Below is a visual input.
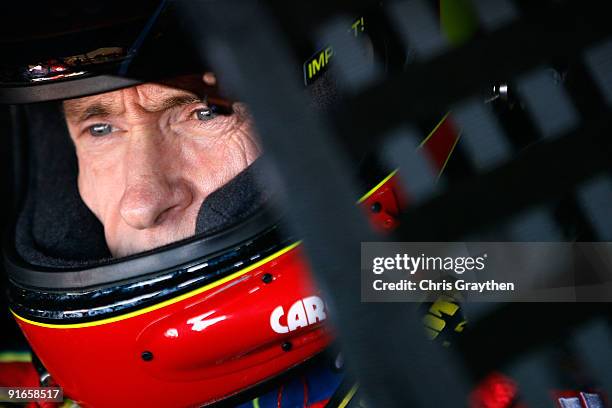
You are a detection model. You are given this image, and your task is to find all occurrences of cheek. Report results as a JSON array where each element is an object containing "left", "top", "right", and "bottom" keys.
[
  {"left": 76, "top": 149, "right": 125, "bottom": 222},
  {"left": 180, "top": 120, "right": 262, "bottom": 197},
  {"left": 236, "top": 121, "right": 263, "bottom": 162}
]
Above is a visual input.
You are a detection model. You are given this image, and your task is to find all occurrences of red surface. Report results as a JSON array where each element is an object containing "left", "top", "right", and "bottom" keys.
[
  {"left": 361, "top": 175, "right": 406, "bottom": 232},
  {"left": 469, "top": 372, "right": 519, "bottom": 408},
  {"left": 16, "top": 247, "right": 332, "bottom": 408},
  {"left": 422, "top": 115, "right": 461, "bottom": 172},
  {"left": 0, "top": 361, "right": 38, "bottom": 387}
]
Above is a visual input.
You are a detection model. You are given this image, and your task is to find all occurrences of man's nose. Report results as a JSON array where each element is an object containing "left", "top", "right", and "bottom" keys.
[{"left": 119, "top": 132, "right": 193, "bottom": 230}]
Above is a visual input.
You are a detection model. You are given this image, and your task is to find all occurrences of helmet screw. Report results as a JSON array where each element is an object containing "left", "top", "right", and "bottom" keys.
[
  {"left": 281, "top": 341, "right": 292, "bottom": 352},
  {"left": 141, "top": 351, "right": 154, "bottom": 361},
  {"left": 370, "top": 202, "right": 382, "bottom": 213},
  {"left": 262, "top": 273, "right": 273, "bottom": 284}
]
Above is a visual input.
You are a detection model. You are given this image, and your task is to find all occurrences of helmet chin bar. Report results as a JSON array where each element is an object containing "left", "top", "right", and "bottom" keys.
[
  {"left": 13, "top": 239, "right": 331, "bottom": 407},
  {"left": 7, "top": 203, "right": 279, "bottom": 290}
]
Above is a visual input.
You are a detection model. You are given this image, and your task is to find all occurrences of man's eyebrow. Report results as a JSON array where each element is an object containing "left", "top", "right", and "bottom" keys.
[
  {"left": 144, "top": 94, "right": 203, "bottom": 113},
  {"left": 64, "top": 100, "right": 120, "bottom": 123},
  {"left": 64, "top": 93, "right": 204, "bottom": 123}
]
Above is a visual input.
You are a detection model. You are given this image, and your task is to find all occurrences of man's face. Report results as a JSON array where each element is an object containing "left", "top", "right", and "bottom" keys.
[{"left": 63, "top": 76, "right": 261, "bottom": 257}]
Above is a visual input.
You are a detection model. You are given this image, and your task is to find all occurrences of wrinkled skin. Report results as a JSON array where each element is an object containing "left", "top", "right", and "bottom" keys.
[{"left": 63, "top": 76, "right": 261, "bottom": 257}]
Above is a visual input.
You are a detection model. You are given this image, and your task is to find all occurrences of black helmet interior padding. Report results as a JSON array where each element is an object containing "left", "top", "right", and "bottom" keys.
[
  {"left": 14, "top": 102, "right": 271, "bottom": 269},
  {"left": 16, "top": 102, "right": 111, "bottom": 267},
  {"left": 196, "top": 160, "right": 271, "bottom": 236}
]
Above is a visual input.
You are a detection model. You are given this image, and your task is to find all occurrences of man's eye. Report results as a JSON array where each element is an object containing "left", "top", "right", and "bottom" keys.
[
  {"left": 88, "top": 123, "right": 114, "bottom": 137},
  {"left": 193, "top": 107, "right": 217, "bottom": 121}
]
